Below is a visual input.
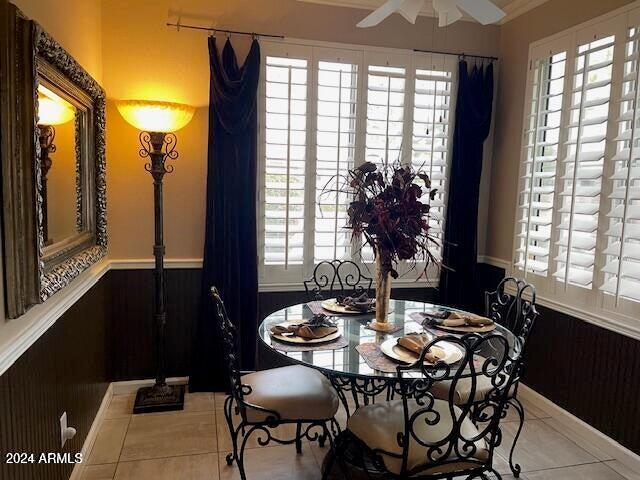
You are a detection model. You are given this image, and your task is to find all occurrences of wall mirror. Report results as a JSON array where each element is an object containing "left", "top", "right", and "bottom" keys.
[{"left": 0, "top": 1, "right": 107, "bottom": 318}]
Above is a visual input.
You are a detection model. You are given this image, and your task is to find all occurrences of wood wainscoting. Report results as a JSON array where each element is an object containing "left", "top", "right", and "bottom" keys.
[{"left": 0, "top": 278, "right": 110, "bottom": 480}]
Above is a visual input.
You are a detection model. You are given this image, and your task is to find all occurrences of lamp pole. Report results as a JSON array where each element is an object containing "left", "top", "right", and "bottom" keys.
[{"left": 132, "top": 130, "right": 185, "bottom": 414}]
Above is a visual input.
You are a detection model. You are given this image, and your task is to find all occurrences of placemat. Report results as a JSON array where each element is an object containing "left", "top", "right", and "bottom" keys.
[
  {"left": 409, "top": 312, "right": 494, "bottom": 335},
  {"left": 357, "top": 342, "right": 490, "bottom": 375},
  {"left": 355, "top": 342, "right": 402, "bottom": 373},
  {"left": 270, "top": 335, "right": 349, "bottom": 353}
]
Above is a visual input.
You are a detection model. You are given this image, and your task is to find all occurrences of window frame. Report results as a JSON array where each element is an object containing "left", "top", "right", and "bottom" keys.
[
  {"left": 257, "top": 38, "right": 459, "bottom": 290},
  {"left": 512, "top": 4, "right": 640, "bottom": 338}
]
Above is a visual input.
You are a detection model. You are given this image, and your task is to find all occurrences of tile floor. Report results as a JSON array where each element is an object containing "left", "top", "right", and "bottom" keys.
[{"left": 78, "top": 391, "right": 640, "bottom": 480}]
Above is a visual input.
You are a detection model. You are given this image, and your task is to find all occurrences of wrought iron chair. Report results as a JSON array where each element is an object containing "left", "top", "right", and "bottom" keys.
[
  {"left": 303, "top": 259, "right": 373, "bottom": 301},
  {"left": 431, "top": 277, "right": 538, "bottom": 478},
  {"left": 324, "top": 333, "right": 522, "bottom": 479},
  {"left": 210, "top": 287, "right": 340, "bottom": 480}
]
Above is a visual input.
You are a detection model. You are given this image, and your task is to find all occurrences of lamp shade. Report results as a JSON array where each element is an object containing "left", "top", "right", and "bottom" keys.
[
  {"left": 37, "top": 85, "right": 75, "bottom": 126},
  {"left": 116, "top": 100, "right": 195, "bottom": 133}
]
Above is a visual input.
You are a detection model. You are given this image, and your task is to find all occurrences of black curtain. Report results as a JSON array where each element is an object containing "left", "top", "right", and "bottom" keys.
[
  {"left": 190, "top": 37, "right": 261, "bottom": 392},
  {"left": 440, "top": 60, "right": 494, "bottom": 311}
]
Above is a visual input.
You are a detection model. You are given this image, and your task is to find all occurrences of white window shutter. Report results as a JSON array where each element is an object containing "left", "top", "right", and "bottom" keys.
[
  {"left": 601, "top": 26, "right": 640, "bottom": 302},
  {"left": 313, "top": 56, "right": 360, "bottom": 263},
  {"left": 263, "top": 54, "right": 309, "bottom": 267},
  {"left": 516, "top": 50, "right": 567, "bottom": 276},
  {"left": 554, "top": 35, "right": 615, "bottom": 288}
]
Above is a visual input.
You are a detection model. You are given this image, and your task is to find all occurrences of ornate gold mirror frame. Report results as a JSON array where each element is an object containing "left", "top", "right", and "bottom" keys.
[{"left": 0, "top": 1, "right": 107, "bottom": 318}]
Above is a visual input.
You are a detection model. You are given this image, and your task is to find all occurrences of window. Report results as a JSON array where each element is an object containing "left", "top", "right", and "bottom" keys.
[
  {"left": 259, "top": 41, "right": 457, "bottom": 286},
  {"left": 514, "top": 8, "right": 640, "bottom": 329}
]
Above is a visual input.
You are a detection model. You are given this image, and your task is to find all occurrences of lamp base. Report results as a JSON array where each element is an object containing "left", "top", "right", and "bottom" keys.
[{"left": 133, "top": 383, "right": 185, "bottom": 414}]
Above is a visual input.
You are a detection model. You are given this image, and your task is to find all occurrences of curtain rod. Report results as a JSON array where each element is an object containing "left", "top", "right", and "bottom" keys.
[
  {"left": 413, "top": 48, "right": 498, "bottom": 62},
  {"left": 166, "top": 22, "right": 285, "bottom": 39}
]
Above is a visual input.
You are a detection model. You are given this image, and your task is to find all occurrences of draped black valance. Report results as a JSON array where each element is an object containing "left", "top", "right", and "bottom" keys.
[
  {"left": 441, "top": 60, "right": 494, "bottom": 312},
  {"left": 190, "top": 38, "right": 260, "bottom": 391}
]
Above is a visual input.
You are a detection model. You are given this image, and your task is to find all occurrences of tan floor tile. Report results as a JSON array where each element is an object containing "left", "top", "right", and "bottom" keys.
[
  {"left": 185, "top": 392, "right": 216, "bottom": 412},
  {"left": 218, "top": 445, "right": 320, "bottom": 480},
  {"left": 87, "top": 418, "right": 130, "bottom": 465},
  {"left": 215, "top": 413, "right": 301, "bottom": 452},
  {"left": 120, "top": 412, "right": 216, "bottom": 462},
  {"left": 541, "top": 418, "right": 614, "bottom": 461},
  {"left": 114, "top": 453, "right": 218, "bottom": 479},
  {"left": 105, "top": 395, "right": 135, "bottom": 419},
  {"left": 605, "top": 460, "right": 640, "bottom": 480},
  {"left": 525, "top": 463, "right": 626, "bottom": 479},
  {"left": 496, "top": 420, "right": 597, "bottom": 472},
  {"left": 214, "top": 392, "right": 228, "bottom": 410},
  {"left": 81, "top": 463, "right": 117, "bottom": 479},
  {"left": 501, "top": 397, "right": 547, "bottom": 422}
]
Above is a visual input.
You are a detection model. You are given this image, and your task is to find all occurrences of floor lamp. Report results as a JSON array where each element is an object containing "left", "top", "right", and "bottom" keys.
[{"left": 117, "top": 99, "right": 195, "bottom": 414}]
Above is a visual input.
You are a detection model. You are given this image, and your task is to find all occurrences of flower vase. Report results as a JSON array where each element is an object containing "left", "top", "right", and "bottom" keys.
[{"left": 369, "top": 250, "right": 394, "bottom": 332}]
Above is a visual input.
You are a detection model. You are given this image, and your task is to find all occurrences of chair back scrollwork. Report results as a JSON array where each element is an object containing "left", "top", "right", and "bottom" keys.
[
  {"left": 209, "top": 287, "right": 281, "bottom": 425},
  {"left": 303, "top": 260, "right": 373, "bottom": 301},
  {"left": 485, "top": 277, "right": 539, "bottom": 355},
  {"left": 387, "top": 334, "right": 520, "bottom": 477}
]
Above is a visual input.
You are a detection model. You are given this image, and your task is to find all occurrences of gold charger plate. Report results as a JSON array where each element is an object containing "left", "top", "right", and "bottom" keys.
[
  {"left": 434, "top": 323, "right": 496, "bottom": 333},
  {"left": 379, "top": 337, "right": 464, "bottom": 365},
  {"left": 321, "top": 298, "right": 375, "bottom": 314},
  {"left": 269, "top": 321, "right": 341, "bottom": 344}
]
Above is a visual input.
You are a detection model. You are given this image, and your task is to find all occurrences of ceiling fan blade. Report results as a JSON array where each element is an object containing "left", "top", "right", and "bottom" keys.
[
  {"left": 456, "top": 0, "right": 505, "bottom": 25},
  {"left": 438, "top": 5, "right": 462, "bottom": 26},
  {"left": 357, "top": 0, "right": 407, "bottom": 28},
  {"left": 398, "top": 0, "right": 425, "bottom": 24}
]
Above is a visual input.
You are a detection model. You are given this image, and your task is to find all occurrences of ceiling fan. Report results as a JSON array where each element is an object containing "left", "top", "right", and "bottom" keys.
[{"left": 356, "top": 0, "right": 506, "bottom": 28}]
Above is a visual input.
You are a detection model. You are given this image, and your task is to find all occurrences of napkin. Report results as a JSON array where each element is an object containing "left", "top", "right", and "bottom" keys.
[
  {"left": 270, "top": 314, "right": 338, "bottom": 339},
  {"left": 337, "top": 292, "right": 375, "bottom": 312},
  {"left": 423, "top": 310, "right": 494, "bottom": 327},
  {"left": 396, "top": 334, "right": 442, "bottom": 363},
  {"left": 270, "top": 323, "right": 337, "bottom": 339}
]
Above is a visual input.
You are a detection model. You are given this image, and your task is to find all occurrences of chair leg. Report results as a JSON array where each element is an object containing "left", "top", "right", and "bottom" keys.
[
  {"left": 295, "top": 422, "right": 303, "bottom": 453},
  {"left": 223, "top": 396, "right": 239, "bottom": 466},
  {"left": 237, "top": 425, "right": 260, "bottom": 480},
  {"left": 507, "top": 397, "right": 525, "bottom": 478}
]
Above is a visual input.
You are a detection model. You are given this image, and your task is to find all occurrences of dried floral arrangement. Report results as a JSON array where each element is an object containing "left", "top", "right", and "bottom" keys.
[{"left": 334, "top": 160, "right": 441, "bottom": 279}]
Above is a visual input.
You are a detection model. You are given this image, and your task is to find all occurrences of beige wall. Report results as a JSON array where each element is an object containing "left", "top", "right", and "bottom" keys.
[
  {"left": 486, "top": 0, "right": 636, "bottom": 263},
  {"left": 102, "top": 0, "right": 500, "bottom": 260},
  {"left": 13, "top": 0, "right": 103, "bottom": 82}
]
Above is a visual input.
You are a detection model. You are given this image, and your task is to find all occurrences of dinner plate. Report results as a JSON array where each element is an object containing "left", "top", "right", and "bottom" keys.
[
  {"left": 379, "top": 337, "right": 464, "bottom": 365},
  {"left": 321, "top": 298, "right": 374, "bottom": 314},
  {"left": 269, "top": 321, "right": 342, "bottom": 344}
]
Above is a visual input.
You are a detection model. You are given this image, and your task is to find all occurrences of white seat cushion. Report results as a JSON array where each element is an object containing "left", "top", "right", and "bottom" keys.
[
  {"left": 347, "top": 399, "right": 488, "bottom": 475},
  {"left": 431, "top": 376, "right": 516, "bottom": 405},
  {"left": 241, "top": 365, "right": 339, "bottom": 423}
]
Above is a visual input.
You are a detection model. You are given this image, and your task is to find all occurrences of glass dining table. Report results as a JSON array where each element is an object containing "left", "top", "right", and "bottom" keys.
[{"left": 258, "top": 298, "right": 519, "bottom": 417}]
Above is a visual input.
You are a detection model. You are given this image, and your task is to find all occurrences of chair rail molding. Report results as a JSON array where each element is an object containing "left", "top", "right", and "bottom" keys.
[{"left": 0, "top": 258, "right": 110, "bottom": 377}]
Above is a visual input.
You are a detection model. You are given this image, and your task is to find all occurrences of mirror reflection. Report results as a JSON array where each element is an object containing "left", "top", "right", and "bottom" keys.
[{"left": 37, "top": 84, "right": 79, "bottom": 246}]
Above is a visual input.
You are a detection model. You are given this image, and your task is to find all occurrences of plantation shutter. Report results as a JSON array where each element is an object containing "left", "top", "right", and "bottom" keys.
[
  {"left": 516, "top": 48, "right": 567, "bottom": 276},
  {"left": 601, "top": 25, "right": 640, "bottom": 302},
  {"left": 313, "top": 51, "right": 361, "bottom": 263},
  {"left": 554, "top": 34, "right": 615, "bottom": 288},
  {"left": 262, "top": 50, "right": 310, "bottom": 268},
  {"left": 411, "top": 55, "right": 456, "bottom": 262},
  {"left": 364, "top": 54, "right": 409, "bottom": 168}
]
